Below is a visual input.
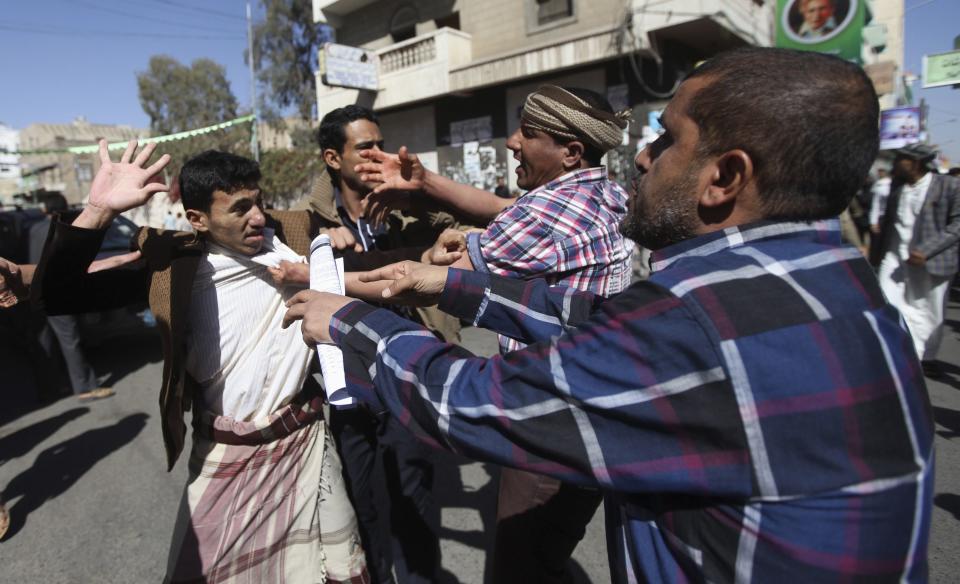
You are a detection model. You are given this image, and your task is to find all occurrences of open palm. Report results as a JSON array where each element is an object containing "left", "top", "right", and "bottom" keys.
[
  {"left": 88, "top": 139, "right": 171, "bottom": 214},
  {"left": 355, "top": 146, "right": 425, "bottom": 194}
]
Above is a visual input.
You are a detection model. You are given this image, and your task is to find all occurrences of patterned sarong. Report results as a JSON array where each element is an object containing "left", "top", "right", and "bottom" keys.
[{"left": 165, "top": 390, "right": 369, "bottom": 583}]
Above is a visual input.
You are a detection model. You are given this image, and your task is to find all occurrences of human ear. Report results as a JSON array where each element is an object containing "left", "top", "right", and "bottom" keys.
[
  {"left": 701, "top": 150, "right": 753, "bottom": 208},
  {"left": 322, "top": 148, "right": 342, "bottom": 171},
  {"left": 563, "top": 140, "right": 586, "bottom": 169},
  {"left": 186, "top": 209, "right": 209, "bottom": 233}
]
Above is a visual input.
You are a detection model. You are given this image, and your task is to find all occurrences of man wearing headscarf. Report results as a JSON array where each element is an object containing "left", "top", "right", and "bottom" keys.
[
  {"left": 872, "top": 143, "right": 960, "bottom": 377},
  {"left": 354, "top": 85, "right": 634, "bottom": 583}
]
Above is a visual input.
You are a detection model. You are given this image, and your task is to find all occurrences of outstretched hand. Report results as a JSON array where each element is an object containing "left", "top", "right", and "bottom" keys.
[
  {"left": 0, "top": 257, "right": 29, "bottom": 308},
  {"left": 421, "top": 228, "right": 466, "bottom": 266},
  {"left": 87, "top": 139, "right": 171, "bottom": 217},
  {"left": 355, "top": 146, "right": 425, "bottom": 195},
  {"left": 357, "top": 260, "right": 449, "bottom": 306},
  {"left": 282, "top": 289, "right": 355, "bottom": 346}
]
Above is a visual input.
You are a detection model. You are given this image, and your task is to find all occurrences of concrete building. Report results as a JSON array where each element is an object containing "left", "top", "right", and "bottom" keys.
[
  {"left": 862, "top": 0, "right": 906, "bottom": 110},
  {"left": 312, "top": 0, "right": 774, "bottom": 191},
  {"left": 0, "top": 123, "right": 21, "bottom": 203},
  {"left": 18, "top": 117, "right": 146, "bottom": 205}
]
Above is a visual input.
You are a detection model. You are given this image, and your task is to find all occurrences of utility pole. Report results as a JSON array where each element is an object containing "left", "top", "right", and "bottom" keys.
[{"left": 246, "top": 1, "right": 259, "bottom": 162}]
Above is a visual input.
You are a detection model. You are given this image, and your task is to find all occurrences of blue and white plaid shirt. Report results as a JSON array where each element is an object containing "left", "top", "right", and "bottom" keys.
[{"left": 331, "top": 219, "right": 934, "bottom": 583}]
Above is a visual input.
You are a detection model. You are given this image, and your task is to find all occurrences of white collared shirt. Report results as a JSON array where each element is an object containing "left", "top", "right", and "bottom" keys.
[{"left": 184, "top": 229, "right": 313, "bottom": 420}]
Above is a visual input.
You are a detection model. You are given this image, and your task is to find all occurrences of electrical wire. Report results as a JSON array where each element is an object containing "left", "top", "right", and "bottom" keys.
[
  {"left": 62, "top": 0, "right": 241, "bottom": 35},
  {"left": 133, "top": 0, "right": 245, "bottom": 21}
]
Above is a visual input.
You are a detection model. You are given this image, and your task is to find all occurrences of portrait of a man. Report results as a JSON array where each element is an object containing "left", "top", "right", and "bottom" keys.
[{"left": 785, "top": 0, "right": 854, "bottom": 43}]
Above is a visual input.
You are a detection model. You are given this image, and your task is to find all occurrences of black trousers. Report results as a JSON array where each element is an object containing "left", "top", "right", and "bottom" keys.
[{"left": 330, "top": 406, "right": 440, "bottom": 584}]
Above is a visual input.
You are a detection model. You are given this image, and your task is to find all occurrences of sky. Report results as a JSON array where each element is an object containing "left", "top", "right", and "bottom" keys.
[
  {"left": 0, "top": 0, "right": 257, "bottom": 131},
  {"left": 0, "top": 0, "right": 957, "bottom": 161},
  {"left": 903, "top": 0, "right": 960, "bottom": 164}
]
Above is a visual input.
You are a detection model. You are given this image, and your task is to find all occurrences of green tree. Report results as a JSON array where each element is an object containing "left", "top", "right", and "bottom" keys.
[
  {"left": 137, "top": 55, "right": 248, "bottom": 180},
  {"left": 251, "top": 0, "right": 332, "bottom": 122},
  {"left": 137, "top": 55, "right": 239, "bottom": 135}
]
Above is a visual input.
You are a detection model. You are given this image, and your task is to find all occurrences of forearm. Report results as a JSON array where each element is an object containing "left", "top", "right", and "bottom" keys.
[
  {"left": 422, "top": 170, "right": 515, "bottom": 222},
  {"left": 72, "top": 204, "right": 118, "bottom": 230},
  {"left": 345, "top": 272, "right": 397, "bottom": 303},
  {"left": 439, "top": 269, "right": 602, "bottom": 342},
  {"left": 31, "top": 219, "right": 148, "bottom": 314},
  {"left": 330, "top": 289, "right": 745, "bottom": 495},
  {"left": 19, "top": 263, "right": 36, "bottom": 287}
]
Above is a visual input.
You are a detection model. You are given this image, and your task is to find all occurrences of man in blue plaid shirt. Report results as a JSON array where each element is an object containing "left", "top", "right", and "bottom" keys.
[{"left": 285, "top": 48, "right": 934, "bottom": 582}]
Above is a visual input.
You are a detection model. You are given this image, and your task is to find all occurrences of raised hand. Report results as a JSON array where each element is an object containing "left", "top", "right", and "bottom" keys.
[
  {"left": 356, "top": 260, "right": 449, "bottom": 306},
  {"left": 355, "top": 146, "right": 425, "bottom": 196},
  {"left": 84, "top": 139, "right": 170, "bottom": 224}
]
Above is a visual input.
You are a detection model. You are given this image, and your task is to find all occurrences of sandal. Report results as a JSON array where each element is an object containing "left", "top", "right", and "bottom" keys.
[
  {"left": 0, "top": 502, "right": 9, "bottom": 540},
  {"left": 77, "top": 388, "right": 115, "bottom": 401}
]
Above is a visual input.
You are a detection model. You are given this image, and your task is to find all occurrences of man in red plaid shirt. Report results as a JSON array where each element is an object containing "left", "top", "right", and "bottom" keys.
[{"left": 355, "top": 85, "right": 633, "bottom": 583}]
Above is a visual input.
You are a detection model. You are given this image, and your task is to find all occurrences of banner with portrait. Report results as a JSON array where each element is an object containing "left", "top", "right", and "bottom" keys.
[
  {"left": 776, "top": 0, "right": 865, "bottom": 63},
  {"left": 879, "top": 107, "right": 922, "bottom": 151}
]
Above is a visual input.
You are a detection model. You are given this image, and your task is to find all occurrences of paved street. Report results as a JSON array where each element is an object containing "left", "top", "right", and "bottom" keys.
[{"left": 2, "top": 300, "right": 959, "bottom": 582}]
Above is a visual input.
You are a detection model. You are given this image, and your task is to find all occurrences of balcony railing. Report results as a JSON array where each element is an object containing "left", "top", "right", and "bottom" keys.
[{"left": 380, "top": 35, "right": 439, "bottom": 74}]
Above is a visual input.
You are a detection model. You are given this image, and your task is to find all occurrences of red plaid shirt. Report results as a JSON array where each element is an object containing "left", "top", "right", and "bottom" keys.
[{"left": 466, "top": 166, "right": 631, "bottom": 352}]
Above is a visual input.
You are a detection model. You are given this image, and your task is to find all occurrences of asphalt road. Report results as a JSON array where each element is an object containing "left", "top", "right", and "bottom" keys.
[{"left": 1, "top": 307, "right": 958, "bottom": 582}]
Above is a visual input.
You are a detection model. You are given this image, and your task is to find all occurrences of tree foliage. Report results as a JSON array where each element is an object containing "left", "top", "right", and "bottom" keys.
[
  {"left": 251, "top": 0, "right": 332, "bottom": 122},
  {"left": 137, "top": 54, "right": 247, "bottom": 182},
  {"left": 137, "top": 55, "right": 239, "bottom": 135},
  {"left": 258, "top": 147, "right": 322, "bottom": 209}
]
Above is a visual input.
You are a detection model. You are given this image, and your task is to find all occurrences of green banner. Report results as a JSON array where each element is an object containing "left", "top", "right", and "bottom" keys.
[
  {"left": 0, "top": 115, "right": 256, "bottom": 156},
  {"left": 776, "top": 0, "right": 864, "bottom": 63}
]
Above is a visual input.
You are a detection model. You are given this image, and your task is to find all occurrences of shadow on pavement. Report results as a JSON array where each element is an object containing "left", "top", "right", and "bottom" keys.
[
  {"left": 929, "top": 360, "right": 960, "bottom": 392},
  {"left": 934, "top": 493, "right": 960, "bottom": 521},
  {"left": 0, "top": 413, "right": 149, "bottom": 540},
  {"left": 932, "top": 405, "right": 960, "bottom": 439},
  {"left": 0, "top": 407, "right": 90, "bottom": 465},
  {"left": 90, "top": 331, "right": 162, "bottom": 389}
]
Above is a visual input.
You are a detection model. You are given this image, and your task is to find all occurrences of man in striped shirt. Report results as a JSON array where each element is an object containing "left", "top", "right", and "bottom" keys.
[{"left": 286, "top": 48, "right": 933, "bottom": 582}]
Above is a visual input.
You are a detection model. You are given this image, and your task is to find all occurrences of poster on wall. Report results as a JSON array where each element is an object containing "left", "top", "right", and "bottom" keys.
[
  {"left": 450, "top": 116, "right": 493, "bottom": 146},
  {"left": 436, "top": 138, "right": 508, "bottom": 192},
  {"left": 879, "top": 106, "right": 922, "bottom": 151},
  {"left": 776, "top": 0, "right": 864, "bottom": 63}
]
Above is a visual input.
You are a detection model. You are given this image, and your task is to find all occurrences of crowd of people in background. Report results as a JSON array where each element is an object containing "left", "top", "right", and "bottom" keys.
[{"left": 0, "top": 46, "right": 952, "bottom": 582}]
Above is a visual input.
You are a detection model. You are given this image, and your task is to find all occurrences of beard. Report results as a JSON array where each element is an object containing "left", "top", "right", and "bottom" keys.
[{"left": 621, "top": 169, "right": 700, "bottom": 250}]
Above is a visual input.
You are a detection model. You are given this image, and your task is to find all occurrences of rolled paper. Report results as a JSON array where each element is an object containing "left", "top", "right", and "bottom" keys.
[{"left": 309, "top": 234, "right": 354, "bottom": 407}]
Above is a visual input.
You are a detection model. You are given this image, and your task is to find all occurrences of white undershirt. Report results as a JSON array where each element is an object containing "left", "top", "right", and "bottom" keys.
[
  {"left": 891, "top": 172, "right": 933, "bottom": 260},
  {"left": 184, "top": 229, "right": 314, "bottom": 420}
]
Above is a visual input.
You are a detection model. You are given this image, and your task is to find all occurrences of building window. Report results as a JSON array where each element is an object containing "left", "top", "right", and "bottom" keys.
[
  {"left": 390, "top": 4, "right": 419, "bottom": 43},
  {"left": 527, "top": 0, "right": 576, "bottom": 33},
  {"left": 77, "top": 162, "right": 93, "bottom": 182}
]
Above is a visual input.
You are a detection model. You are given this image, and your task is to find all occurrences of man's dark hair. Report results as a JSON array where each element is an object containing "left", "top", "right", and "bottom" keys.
[
  {"left": 948, "top": 167, "right": 960, "bottom": 177},
  {"left": 558, "top": 87, "right": 615, "bottom": 166},
  {"left": 684, "top": 47, "right": 879, "bottom": 220},
  {"left": 41, "top": 191, "right": 68, "bottom": 213},
  {"left": 317, "top": 105, "right": 379, "bottom": 154},
  {"left": 179, "top": 151, "right": 261, "bottom": 213}
]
